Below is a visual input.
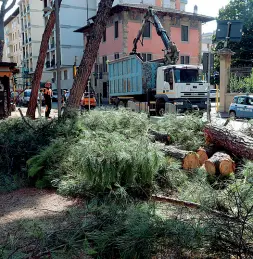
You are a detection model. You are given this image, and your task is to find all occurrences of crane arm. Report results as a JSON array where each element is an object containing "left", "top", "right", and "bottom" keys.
[{"left": 130, "top": 7, "right": 179, "bottom": 65}]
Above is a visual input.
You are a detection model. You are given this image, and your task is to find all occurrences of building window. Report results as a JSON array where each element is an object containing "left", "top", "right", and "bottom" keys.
[
  {"left": 53, "top": 72, "right": 56, "bottom": 82},
  {"left": 114, "top": 53, "right": 119, "bottom": 59},
  {"left": 180, "top": 56, "right": 190, "bottom": 64},
  {"left": 64, "top": 70, "right": 68, "bottom": 80},
  {"left": 143, "top": 21, "right": 151, "bottom": 38},
  {"left": 142, "top": 53, "right": 152, "bottom": 62},
  {"left": 114, "top": 21, "right": 118, "bottom": 39},
  {"left": 102, "top": 29, "right": 106, "bottom": 42},
  {"left": 102, "top": 56, "right": 107, "bottom": 72},
  {"left": 181, "top": 25, "right": 189, "bottom": 42}
]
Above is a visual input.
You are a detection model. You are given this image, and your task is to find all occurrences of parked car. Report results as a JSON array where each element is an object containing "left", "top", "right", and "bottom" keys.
[
  {"left": 229, "top": 95, "right": 253, "bottom": 119},
  {"left": 80, "top": 92, "right": 96, "bottom": 110},
  {"left": 23, "top": 89, "right": 45, "bottom": 106},
  {"left": 209, "top": 89, "right": 220, "bottom": 101}
]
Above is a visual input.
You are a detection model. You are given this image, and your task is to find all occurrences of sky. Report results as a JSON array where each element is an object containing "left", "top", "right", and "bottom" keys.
[
  {"left": 5, "top": 0, "right": 230, "bottom": 34},
  {"left": 186, "top": 0, "right": 230, "bottom": 33}
]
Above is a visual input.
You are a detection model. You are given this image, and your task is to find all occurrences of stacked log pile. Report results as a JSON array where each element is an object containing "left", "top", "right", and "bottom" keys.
[{"left": 150, "top": 124, "right": 253, "bottom": 175}]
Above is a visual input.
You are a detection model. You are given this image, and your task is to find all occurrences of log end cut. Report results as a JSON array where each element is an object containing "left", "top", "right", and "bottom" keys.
[
  {"left": 197, "top": 148, "right": 209, "bottom": 165},
  {"left": 204, "top": 160, "right": 216, "bottom": 175},
  {"left": 183, "top": 152, "right": 200, "bottom": 170},
  {"left": 204, "top": 152, "right": 235, "bottom": 176},
  {"left": 219, "top": 159, "right": 236, "bottom": 176}
]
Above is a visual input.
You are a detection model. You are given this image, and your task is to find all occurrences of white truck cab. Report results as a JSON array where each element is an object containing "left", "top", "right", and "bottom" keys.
[{"left": 155, "top": 65, "right": 208, "bottom": 114}]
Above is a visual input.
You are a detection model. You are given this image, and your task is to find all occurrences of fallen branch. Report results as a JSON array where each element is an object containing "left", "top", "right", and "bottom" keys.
[
  {"left": 152, "top": 195, "right": 239, "bottom": 221},
  {"left": 18, "top": 108, "right": 35, "bottom": 130},
  {"left": 148, "top": 129, "right": 171, "bottom": 144}
]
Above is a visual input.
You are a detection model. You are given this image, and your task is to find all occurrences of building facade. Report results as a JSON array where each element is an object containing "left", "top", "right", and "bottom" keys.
[
  {"left": 4, "top": 8, "right": 23, "bottom": 89},
  {"left": 42, "top": 0, "right": 97, "bottom": 90},
  {"left": 18, "top": 0, "right": 51, "bottom": 86},
  {"left": 76, "top": 3, "right": 214, "bottom": 101}
]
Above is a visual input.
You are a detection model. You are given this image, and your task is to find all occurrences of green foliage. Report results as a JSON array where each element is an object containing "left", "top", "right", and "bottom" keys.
[
  {"left": 152, "top": 114, "right": 206, "bottom": 150},
  {"left": 229, "top": 70, "right": 253, "bottom": 93},
  {"left": 43, "top": 133, "right": 165, "bottom": 197},
  {"left": 0, "top": 116, "right": 81, "bottom": 192},
  {"left": 217, "top": 0, "right": 253, "bottom": 66}
]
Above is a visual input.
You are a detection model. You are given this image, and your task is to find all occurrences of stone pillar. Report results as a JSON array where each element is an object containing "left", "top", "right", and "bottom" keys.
[{"left": 218, "top": 48, "right": 234, "bottom": 112}]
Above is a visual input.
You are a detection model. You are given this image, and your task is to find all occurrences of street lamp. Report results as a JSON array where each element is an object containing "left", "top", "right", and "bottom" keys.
[{"left": 43, "top": 0, "right": 62, "bottom": 117}]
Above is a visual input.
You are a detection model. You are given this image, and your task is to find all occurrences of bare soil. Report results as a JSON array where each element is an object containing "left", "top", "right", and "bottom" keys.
[{"left": 0, "top": 188, "right": 84, "bottom": 244}]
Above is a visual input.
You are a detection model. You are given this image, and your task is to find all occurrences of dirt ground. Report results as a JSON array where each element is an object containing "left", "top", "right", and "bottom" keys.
[{"left": 0, "top": 188, "right": 83, "bottom": 244}]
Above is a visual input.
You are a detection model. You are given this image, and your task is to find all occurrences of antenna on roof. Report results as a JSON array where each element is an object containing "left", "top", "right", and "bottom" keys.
[{"left": 194, "top": 5, "right": 198, "bottom": 14}]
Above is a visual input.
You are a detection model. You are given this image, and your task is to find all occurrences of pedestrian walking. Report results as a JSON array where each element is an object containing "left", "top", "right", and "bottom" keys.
[{"left": 43, "top": 82, "right": 52, "bottom": 118}]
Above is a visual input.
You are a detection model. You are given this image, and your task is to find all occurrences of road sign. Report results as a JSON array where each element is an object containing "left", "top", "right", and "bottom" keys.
[{"left": 216, "top": 20, "right": 243, "bottom": 43}]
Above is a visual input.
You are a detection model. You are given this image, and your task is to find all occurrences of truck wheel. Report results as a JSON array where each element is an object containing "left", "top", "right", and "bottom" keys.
[{"left": 157, "top": 104, "right": 165, "bottom": 116}]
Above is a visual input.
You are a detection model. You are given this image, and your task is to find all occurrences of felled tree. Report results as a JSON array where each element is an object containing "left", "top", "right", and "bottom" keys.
[
  {"left": 65, "top": 0, "right": 114, "bottom": 113},
  {"left": 26, "top": 0, "right": 62, "bottom": 119},
  {"left": 0, "top": 0, "right": 16, "bottom": 61}
]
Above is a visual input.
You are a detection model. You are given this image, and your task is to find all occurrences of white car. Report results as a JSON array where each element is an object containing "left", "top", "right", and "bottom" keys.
[
  {"left": 209, "top": 89, "right": 220, "bottom": 101},
  {"left": 23, "top": 89, "right": 45, "bottom": 106}
]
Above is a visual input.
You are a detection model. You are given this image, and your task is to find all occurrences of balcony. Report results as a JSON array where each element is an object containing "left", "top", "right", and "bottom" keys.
[{"left": 7, "top": 53, "right": 12, "bottom": 58}]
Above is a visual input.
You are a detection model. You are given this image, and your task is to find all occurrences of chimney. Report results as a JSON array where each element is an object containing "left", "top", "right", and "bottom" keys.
[
  {"left": 175, "top": 0, "right": 180, "bottom": 10},
  {"left": 155, "top": 0, "right": 163, "bottom": 6},
  {"left": 194, "top": 5, "right": 198, "bottom": 14}
]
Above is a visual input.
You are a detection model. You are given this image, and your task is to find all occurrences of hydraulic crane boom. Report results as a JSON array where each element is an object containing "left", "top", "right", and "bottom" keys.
[{"left": 130, "top": 7, "right": 179, "bottom": 65}]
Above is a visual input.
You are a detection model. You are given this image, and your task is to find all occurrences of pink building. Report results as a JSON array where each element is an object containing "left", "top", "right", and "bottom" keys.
[{"left": 75, "top": 3, "right": 214, "bottom": 101}]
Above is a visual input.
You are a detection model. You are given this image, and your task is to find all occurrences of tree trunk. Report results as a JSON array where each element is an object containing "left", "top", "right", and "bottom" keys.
[
  {"left": 161, "top": 145, "right": 200, "bottom": 170},
  {"left": 0, "top": 14, "right": 4, "bottom": 62},
  {"left": 26, "top": 0, "right": 62, "bottom": 119},
  {"left": 204, "top": 152, "right": 235, "bottom": 176},
  {"left": 204, "top": 124, "right": 253, "bottom": 160},
  {"left": 65, "top": 0, "right": 114, "bottom": 114},
  {"left": 148, "top": 129, "right": 171, "bottom": 144}
]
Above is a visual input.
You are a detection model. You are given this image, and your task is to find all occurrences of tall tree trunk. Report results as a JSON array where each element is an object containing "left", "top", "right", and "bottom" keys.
[
  {"left": 26, "top": 0, "right": 62, "bottom": 119},
  {"left": 0, "top": 14, "right": 4, "bottom": 62},
  {"left": 65, "top": 0, "right": 114, "bottom": 113}
]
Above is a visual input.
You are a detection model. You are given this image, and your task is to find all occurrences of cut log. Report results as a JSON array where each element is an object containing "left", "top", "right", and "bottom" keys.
[
  {"left": 204, "top": 124, "right": 253, "bottom": 160},
  {"left": 161, "top": 145, "right": 200, "bottom": 170},
  {"left": 196, "top": 148, "right": 208, "bottom": 165},
  {"left": 148, "top": 129, "right": 171, "bottom": 144},
  {"left": 196, "top": 145, "right": 220, "bottom": 165},
  {"left": 204, "top": 152, "right": 235, "bottom": 176}
]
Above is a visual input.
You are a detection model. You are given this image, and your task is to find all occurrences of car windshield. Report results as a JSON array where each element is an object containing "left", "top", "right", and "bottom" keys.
[
  {"left": 174, "top": 69, "right": 204, "bottom": 83},
  {"left": 24, "top": 91, "right": 31, "bottom": 97}
]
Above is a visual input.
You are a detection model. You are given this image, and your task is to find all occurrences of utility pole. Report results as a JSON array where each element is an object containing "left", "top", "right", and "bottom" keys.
[
  {"left": 207, "top": 44, "right": 211, "bottom": 122},
  {"left": 55, "top": 0, "right": 62, "bottom": 117}
]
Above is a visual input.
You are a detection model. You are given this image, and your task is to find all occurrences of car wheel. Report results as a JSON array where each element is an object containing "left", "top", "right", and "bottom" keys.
[{"left": 229, "top": 111, "right": 236, "bottom": 119}]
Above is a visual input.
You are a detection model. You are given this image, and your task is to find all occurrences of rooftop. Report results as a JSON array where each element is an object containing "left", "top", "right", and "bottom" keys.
[{"left": 75, "top": 3, "right": 215, "bottom": 33}]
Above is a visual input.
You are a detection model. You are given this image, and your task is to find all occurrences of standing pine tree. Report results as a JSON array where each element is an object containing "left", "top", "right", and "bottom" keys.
[
  {"left": 26, "top": 0, "right": 62, "bottom": 119},
  {"left": 65, "top": 0, "right": 114, "bottom": 113}
]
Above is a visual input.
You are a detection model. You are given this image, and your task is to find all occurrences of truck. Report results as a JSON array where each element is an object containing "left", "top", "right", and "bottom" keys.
[{"left": 108, "top": 7, "right": 208, "bottom": 115}]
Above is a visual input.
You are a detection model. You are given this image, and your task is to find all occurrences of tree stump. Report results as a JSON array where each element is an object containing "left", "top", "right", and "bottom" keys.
[
  {"left": 204, "top": 152, "right": 235, "bottom": 176},
  {"left": 204, "top": 124, "right": 253, "bottom": 160},
  {"left": 162, "top": 146, "right": 200, "bottom": 170}
]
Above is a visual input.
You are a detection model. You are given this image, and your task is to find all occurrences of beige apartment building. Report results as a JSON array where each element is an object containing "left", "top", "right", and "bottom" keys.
[
  {"left": 4, "top": 8, "right": 23, "bottom": 88},
  {"left": 18, "top": 0, "right": 52, "bottom": 85}
]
